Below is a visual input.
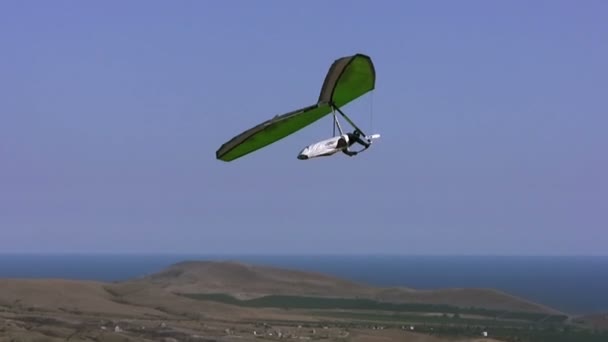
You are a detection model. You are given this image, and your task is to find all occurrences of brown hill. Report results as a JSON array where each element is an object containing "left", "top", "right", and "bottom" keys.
[
  {"left": 0, "top": 278, "right": 162, "bottom": 317},
  {"left": 137, "top": 260, "right": 376, "bottom": 299},
  {"left": 0, "top": 260, "right": 565, "bottom": 342},
  {"left": 123, "top": 260, "right": 563, "bottom": 315}
]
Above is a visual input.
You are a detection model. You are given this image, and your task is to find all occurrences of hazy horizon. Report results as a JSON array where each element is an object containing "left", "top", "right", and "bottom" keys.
[
  {"left": 2, "top": 1, "right": 606, "bottom": 255},
  {"left": 2, "top": 252, "right": 608, "bottom": 257},
  {"left": 2, "top": 254, "right": 608, "bottom": 314}
]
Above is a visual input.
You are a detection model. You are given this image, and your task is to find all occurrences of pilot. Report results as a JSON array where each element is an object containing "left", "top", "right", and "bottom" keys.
[{"left": 337, "top": 130, "right": 371, "bottom": 156}]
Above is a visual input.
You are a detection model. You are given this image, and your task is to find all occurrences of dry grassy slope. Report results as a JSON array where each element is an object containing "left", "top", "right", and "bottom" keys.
[
  {"left": 345, "top": 329, "right": 506, "bottom": 342},
  {"left": 137, "top": 260, "right": 377, "bottom": 299},
  {"left": 0, "top": 260, "right": 563, "bottom": 323},
  {"left": 0, "top": 278, "right": 163, "bottom": 317},
  {"left": 104, "top": 280, "right": 318, "bottom": 322},
  {"left": 372, "top": 287, "right": 563, "bottom": 314},
  {"left": 134, "top": 260, "right": 562, "bottom": 315}
]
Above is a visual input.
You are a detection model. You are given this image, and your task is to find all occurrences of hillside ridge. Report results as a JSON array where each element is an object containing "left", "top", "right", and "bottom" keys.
[{"left": 128, "top": 260, "right": 565, "bottom": 315}]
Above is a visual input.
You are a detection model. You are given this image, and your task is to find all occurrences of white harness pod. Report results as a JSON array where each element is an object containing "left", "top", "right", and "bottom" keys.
[{"left": 297, "top": 134, "right": 350, "bottom": 160}]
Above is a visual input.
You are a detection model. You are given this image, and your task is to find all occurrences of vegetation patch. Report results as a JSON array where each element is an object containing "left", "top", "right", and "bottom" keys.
[{"left": 178, "top": 292, "right": 567, "bottom": 323}]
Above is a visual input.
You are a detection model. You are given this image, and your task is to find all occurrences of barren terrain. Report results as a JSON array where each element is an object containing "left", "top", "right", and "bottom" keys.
[{"left": 0, "top": 260, "right": 603, "bottom": 341}]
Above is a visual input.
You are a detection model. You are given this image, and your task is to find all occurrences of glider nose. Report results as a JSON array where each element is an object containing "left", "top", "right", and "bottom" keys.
[{"left": 297, "top": 147, "right": 310, "bottom": 160}]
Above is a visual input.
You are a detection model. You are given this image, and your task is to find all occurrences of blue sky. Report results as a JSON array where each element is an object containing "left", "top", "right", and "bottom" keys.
[{"left": 1, "top": 1, "right": 606, "bottom": 255}]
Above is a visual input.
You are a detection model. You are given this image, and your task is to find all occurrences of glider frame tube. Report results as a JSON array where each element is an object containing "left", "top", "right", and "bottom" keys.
[{"left": 332, "top": 103, "right": 367, "bottom": 137}]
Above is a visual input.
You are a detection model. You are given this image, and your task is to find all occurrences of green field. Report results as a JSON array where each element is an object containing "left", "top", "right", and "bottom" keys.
[
  {"left": 179, "top": 292, "right": 608, "bottom": 342},
  {"left": 178, "top": 292, "right": 567, "bottom": 323},
  {"left": 307, "top": 310, "right": 534, "bottom": 327}
]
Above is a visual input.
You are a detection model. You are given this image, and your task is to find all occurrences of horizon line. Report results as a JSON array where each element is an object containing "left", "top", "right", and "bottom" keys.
[{"left": 1, "top": 252, "right": 607, "bottom": 257}]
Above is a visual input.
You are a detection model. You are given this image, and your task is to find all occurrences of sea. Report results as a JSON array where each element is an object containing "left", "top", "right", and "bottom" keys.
[{"left": 1, "top": 254, "right": 606, "bottom": 316}]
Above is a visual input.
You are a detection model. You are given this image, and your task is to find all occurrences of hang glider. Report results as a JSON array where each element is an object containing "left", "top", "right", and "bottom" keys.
[{"left": 215, "top": 53, "right": 377, "bottom": 162}]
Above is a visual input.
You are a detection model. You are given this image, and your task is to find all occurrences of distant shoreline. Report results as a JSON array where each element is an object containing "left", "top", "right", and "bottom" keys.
[
  {"left": 1, "top": 254, "right": 607, "bottom": 315},
  {"left": 2, "top": 252, "right": 607, "bottom": 256}
]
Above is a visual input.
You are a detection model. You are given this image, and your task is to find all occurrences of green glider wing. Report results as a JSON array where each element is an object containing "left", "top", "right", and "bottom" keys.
[{"left": 216, "top": 53, "right": 376, "bottom": 162}]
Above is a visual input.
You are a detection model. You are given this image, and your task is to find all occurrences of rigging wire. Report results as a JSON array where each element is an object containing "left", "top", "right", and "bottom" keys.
[
  {"left": 369, "top": 90, "right": 375, "bottom": 133},
  {"left": 332, "top": 107, "right": 336, "bottom": 136}
]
